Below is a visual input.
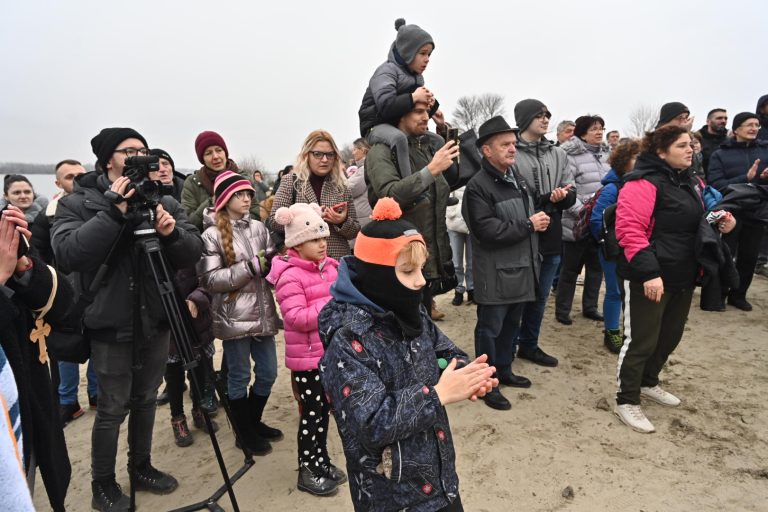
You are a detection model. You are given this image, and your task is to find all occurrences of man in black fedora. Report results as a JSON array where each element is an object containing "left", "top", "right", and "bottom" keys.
[{"left": 462, "top": 116, "right": 550, "bottom": 410}]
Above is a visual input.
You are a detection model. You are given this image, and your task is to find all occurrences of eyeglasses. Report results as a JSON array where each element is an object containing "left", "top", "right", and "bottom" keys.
[
  {"left": 740, "top": 122, "right": 761, "bottom": 129},
  {"left": 588, "top": 126, "right": 605, "bottom": 133},
  {"left": 233, "top": 190, "right": 253, "bottom": 200},
  {"left": 309, "top": 151, "right": 336, "bottom": 160},
  {"left": 114, "top": 148, "right": 149, "bottom": 157}
]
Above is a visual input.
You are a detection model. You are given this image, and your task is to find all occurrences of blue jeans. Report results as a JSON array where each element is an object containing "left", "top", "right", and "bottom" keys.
[
  {"left": 223, "top": 336, "right": 278, "bottom": 399},
  {"left": 448, "top": 230, "right": 473, "bottom": 293},
  {"left": 474, "top": 303, "right": 525, "bottom": 375},
  {"left": 516, "top": 253, "right": 561, "bottom": 353},
  {"left": 58, "top": 361, "right": 98, "bottom": 405},
  {"left": 598, "top": 252, "right": 623, "bottom": 331}
]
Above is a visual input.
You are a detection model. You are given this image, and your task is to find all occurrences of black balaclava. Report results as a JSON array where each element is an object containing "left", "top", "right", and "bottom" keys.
[{"left": 352, "top": 197, "right": 426, "bottom": 339}]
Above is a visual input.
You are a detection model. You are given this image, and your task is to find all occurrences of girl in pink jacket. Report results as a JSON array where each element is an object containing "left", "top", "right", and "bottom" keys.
[{"left": 266, "top": 202, "right": 346, "bottom": 497}]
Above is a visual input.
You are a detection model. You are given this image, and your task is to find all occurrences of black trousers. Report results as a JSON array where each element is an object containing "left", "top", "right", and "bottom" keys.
[
  {"left": 90, "top": 333, "right": 168, "bottom": 480},
  {"left": 292, "top": 370, "right": 330, "bottom": 468},
  {"left": 616, "top": 283, "right": 693, "bottom": 405},
  {"left": 165, "top": 357, "right": 213, "bottom": 417},
  {"left": 555, "top": 238, "right": 603, "bottom": 317},
  {"left": 723, "top": 219, "right": 764, "bottom": 298}
]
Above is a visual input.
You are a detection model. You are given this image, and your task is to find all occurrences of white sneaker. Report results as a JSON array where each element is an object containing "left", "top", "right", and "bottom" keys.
[
  {"left": 641, "top": 385, "right": 681, "bottom": 407},
  {"left": 614, "top": 404, "right": 655, "bottom": 433}
]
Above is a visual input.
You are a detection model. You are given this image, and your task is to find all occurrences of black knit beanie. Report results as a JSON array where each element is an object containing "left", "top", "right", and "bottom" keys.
[
  {"left": 656, "top": 102, "right": 689, "bottom": 128},
  {"left": 732, "top": 112, "right": 759, "bottom": 131},
  {"left": 393, "top": 18, "right": 434, "bottom": 65},
  {"left": 90, "top": 127, "right": 148, "bottom": 172},
  {"left": 149, "top": 148, "right": 174, "bottom": 172},
  {"left": 514, "top": 99, "right": 551, "bottom": 134}
]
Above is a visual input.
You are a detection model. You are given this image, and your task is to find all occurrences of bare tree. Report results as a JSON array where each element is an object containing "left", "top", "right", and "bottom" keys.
[
  {"left": 450, "top": 93, "right": 506, "bottom": 133},
  {"left": 626, "top": 104, "right": 659, "bottom": 137},
  {"left": 237, "top": 154, "right": 265, "bottom": 176}
]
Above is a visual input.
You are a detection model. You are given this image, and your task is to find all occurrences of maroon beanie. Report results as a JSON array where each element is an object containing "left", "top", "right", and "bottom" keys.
[{"left": 195, "top": 131, "right": 229, "bottom": 164}]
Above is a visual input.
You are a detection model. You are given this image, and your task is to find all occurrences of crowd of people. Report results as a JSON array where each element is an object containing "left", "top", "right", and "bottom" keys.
[{"left": 1, "top": 17, "right": 767, "bottom": 512}]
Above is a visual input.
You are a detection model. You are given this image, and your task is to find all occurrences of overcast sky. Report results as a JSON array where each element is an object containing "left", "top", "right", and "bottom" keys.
[{"left": 1, "top": 0, "right": 765, "bottom": 174}]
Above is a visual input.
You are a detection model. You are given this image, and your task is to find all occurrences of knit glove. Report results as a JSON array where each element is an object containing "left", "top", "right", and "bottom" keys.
[{"left": 251, "top": 250, "right": 269, "bottom": 276}]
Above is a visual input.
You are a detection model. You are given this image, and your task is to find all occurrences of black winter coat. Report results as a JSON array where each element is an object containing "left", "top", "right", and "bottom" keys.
[
  {"left": 1, "top": 256, "right": 74, "bottom": 511},
  {"left": 52, "top": 171, "right": 203, "bottom": 344},
  {"left": 707, "top": 138, "right": 768, "bottom": 193},
  {"left": 696, "top": 125, "right": 728, "bottom": 174},
  {"left": 462, "top": 159, "right": 540, "bottom": 304}
]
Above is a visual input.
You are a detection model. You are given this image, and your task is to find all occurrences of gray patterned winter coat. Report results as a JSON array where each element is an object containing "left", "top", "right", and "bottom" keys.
[
  {"left": 318, "top": 257, "right": 467, "bottom": 512},
  {"left": 559, "top": 137, "right": 611, "bottom": 241}
]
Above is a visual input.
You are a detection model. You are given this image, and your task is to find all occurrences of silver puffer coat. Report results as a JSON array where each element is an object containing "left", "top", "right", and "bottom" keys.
[{"left": 198, "top": 208, "right": 278, "bottom": 340}]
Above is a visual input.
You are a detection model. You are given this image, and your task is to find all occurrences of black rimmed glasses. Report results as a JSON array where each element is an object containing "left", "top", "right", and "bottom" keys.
[
  {"left": 114, "top": 147, "right": 149, "bottom": 157},
  {"left": 309, "top": 151, "right": 336, "bottom": 160}
]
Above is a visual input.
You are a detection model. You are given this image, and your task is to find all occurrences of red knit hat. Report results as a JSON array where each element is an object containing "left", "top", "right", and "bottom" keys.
[
  {"left": 213, "top": 171, "right": 254, "bottom": 212},
  {"left": 195, "top": 131, "right": 229, "bottom": 164}
]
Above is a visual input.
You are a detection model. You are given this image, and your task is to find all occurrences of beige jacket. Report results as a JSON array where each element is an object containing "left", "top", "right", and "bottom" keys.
[{"left": 198, "top": 208, "right": 278, "bottom": 340}]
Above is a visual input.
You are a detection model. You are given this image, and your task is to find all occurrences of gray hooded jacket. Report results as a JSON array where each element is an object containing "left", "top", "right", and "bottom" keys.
[{"left": 559, "top": 137, "right": 610, "bottom": 241}]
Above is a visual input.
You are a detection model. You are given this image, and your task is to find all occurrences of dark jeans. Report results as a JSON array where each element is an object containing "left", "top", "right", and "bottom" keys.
[
  {"left": 90, "top": 333, "right": 169, "bottom": 480},
  {"left": 555, "top": 238, "right": 603, "bottom": 318},
  {"left": 474, "top": 303, "right": 525, "bottom": 375},
  {"left": 723, "top": 220, "right": 764, "bottom": 298},
  {"left": 516, "top": 253, "right": 561, "bottom": 352},
  {"left": 616, "top": 283, "right": 693, "bottom": 405}
]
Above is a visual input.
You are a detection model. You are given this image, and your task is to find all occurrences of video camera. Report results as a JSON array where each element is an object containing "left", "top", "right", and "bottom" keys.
[{"left": 122, "top": 155, "right": 174, "bottom": 227}]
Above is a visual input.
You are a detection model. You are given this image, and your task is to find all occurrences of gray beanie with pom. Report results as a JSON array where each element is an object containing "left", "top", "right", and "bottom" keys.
[{"left": 394, "top": 18, "right": 434, "bottom": 65}]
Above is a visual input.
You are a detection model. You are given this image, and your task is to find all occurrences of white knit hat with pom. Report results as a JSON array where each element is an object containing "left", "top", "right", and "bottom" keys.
[{"left": 273, "top": 202, "right": 329, "bottom": 248}]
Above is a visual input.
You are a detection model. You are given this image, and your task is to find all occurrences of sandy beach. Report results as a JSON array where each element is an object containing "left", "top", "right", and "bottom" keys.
[{"left": 34, "top": 275, "right": 768, "bottom": 511}]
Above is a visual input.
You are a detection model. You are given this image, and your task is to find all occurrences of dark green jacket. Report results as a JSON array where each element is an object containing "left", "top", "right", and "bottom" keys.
[{"left": 365, "top": 136, "right": 451, "bottom": 280}]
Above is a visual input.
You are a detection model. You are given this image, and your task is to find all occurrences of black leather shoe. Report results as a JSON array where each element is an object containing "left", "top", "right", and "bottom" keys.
[
  {"left": 480, "top": 388, "right": 512, "bottom": 410},
  {"left": 583, "top": 310, "right": 604, "bottom": 321},
  {"left": 451, "top": 292, "right": 463, "bottom": 306},
  {"left": 466, "top": 290, "right": 475, "bottom": 304},
  {"left": 555, "top": 314, "right": 573, "bottom": 325},
  {"left": 132, "top": 461, "right": 179, "bottom": 494},
  {"left": 498, "top": 371, "right": 532, "bottom": 388},
  {"left": 92, "top": 479, "right": 130, "bottom": 512},
  {"left": 728, "top": 296, "right": 753, "bottom": 312},
  {"left": 517, "top": 347, "right": 559, "bottom": 367}
]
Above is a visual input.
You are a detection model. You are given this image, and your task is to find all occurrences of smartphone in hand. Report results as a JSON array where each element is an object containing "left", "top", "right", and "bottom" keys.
[
  {"left": 446, "top": 127, "right": 460, "bottom": 164},
  {"left": 0, "top": 205, "right": 30, "bottom": 259},
  {"left": 330, "top": 201, "right": 347, "bottom": 213}
]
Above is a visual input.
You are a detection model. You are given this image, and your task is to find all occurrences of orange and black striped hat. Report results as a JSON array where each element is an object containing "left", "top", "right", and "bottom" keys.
[{"left": 353, "top": 197, "right": 425, "bottom": 267}]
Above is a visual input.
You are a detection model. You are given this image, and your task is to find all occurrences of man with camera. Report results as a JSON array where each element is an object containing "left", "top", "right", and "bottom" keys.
[
  {"left": 511, "top": 100, "right": 576, "bottom": 369},
  {"left": 52, "top": 128, "right": 203, "bottom": 512},
  {"left": 365, "top": 100, "right": 460, "bottom": 319}
]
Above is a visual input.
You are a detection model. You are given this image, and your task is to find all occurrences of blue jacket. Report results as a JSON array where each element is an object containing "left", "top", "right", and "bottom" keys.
[
  {"left": 589, "top": 168, "right": 622, "bottom": 240},
  {"left": 318, "top": 257, "right": 466, "bottom": 512},
  {"left": 707, "top": 138, "right": 768, "bottom": 193}
]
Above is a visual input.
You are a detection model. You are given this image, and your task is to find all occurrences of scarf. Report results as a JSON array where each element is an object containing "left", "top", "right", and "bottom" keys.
[{"left": 197, "top": 159, "right": 239, "bottom": 195}]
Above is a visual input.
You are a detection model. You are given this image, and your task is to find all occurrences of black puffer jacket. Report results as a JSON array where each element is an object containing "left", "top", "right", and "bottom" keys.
[
  {"left": 708, "top": 138, "right": 768, "bottom": 193},
  {"left": 616, "top": 153, "right": 706, "bottom": 291},
  {"left": 52, "top": 171, "right": 203, "bottom": 343}
]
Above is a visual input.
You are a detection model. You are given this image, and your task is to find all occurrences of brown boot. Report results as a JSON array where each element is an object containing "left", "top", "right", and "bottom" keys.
[
  {"left": 431, "top": 300, "right": 445, "bottom": 321},
  {"left": 171, "top": 414, "right": 193, "bottom": 447}
]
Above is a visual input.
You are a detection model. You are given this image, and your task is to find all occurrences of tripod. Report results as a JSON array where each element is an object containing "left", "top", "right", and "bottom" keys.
[{"left": 127, "top": 218, "right": 255, "bottom": 512}]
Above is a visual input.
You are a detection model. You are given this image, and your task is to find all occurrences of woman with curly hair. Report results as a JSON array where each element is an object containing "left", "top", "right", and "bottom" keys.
[
  {"left": 590, "top": 139, "right": 642, "bottom": 353},
  {"left": 267, "top": 130, "right": 360, "bottom": 259},
  {"left": 614, "top": 126, "right": 735, "bottom": 433}
]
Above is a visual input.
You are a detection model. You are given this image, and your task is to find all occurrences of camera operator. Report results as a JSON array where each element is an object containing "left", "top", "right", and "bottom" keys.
[{"left": 52, "top": 128, "right": 203, "bottom": 511}]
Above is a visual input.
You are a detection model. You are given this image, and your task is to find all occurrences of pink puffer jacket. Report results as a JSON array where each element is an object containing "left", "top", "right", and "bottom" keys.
[{"left": 266, "top": 250, "right": 339, "bottom": 371}]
